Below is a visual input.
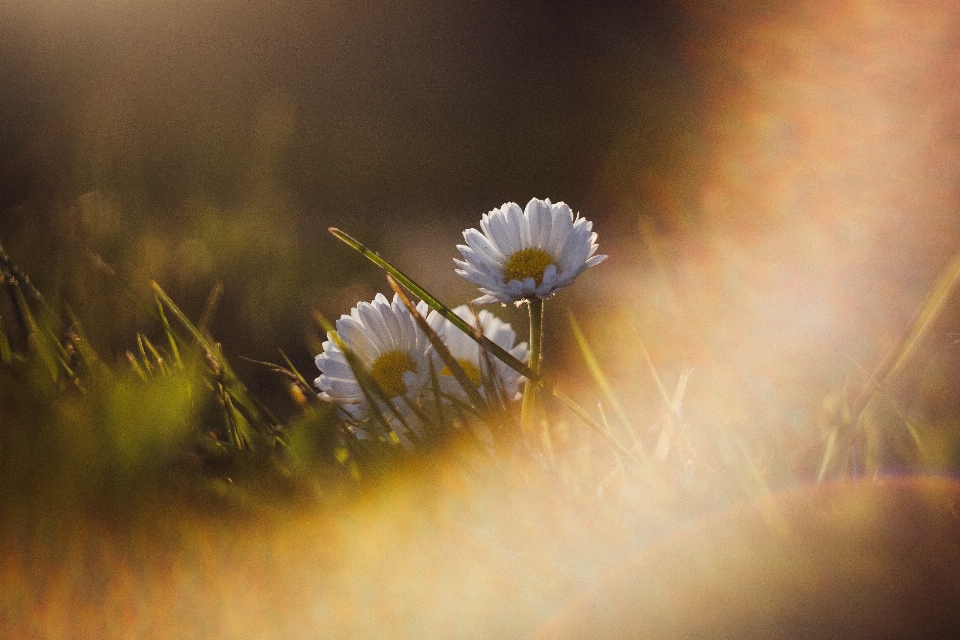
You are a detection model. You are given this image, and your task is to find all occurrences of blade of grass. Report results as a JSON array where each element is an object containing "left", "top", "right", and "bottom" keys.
[
  {"left": 279, "top": 349, "right": 314, "bottom": 392},
  {"left": 476, "top": 317, "right": 519, "bottom": 433},
  {"left": 156, "top": 298, "right": 183, "bottom": 369},
  {"left": 817, "top": 426, "right": 839, "bottom": 482},
  {"left": 387, "top": 274, "right": 489, "bottom": 412},
  {"left": 888, "top": 249, "right": 960, "bottom": 381},
  {"left": 198, "top": 281, "right": 224, "bottom": 338},
  {"left": 9, "top": 278, "right": 59, "bottom": 382},
  {"left": 548, "top": 386, "right": 640, "bottom": 465},
  {"left": 0, "top": 242, "right": 50, "bottom": 313},
  {"left": 568, "top": 310, "right": 630, "bottom": 428},
  {"left": 141, "top": 333, "right": 170, "bottom": 376},
  {"left": 219, "top": 382, "right": 250, "bottom": 451},
  {"left": 632, "top": 327, "right": 674, "bottom": 413},
  {"left": 313, "top": 309, "right": 416, "bottom": 442},
  {"left": 844, "top": 354, "right": 928, "bottom": 461},
  {"left": 127, "top": 351, "right": 150, "bottom": 382},
  {"left": 850, "top": 248, "right": 960, "bottom": 423},
  {"left": 152, "top": 281, "right": 281, "bottom": 436},
  {"left": 137, "top": 333, "right": 154, "bottom": 376},
  {"left": 64, "top": 305, "right": 106, "bottom": 372},
  {"left": 240, "top": 355, "right": 306, "bottom": 388},
  {"left": 0, "top": 313, "right": 12, "bottom": 364}
]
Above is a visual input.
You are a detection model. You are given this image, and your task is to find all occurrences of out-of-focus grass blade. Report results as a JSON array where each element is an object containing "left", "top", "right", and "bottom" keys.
[
  {"left": 10, "top": 278, "right": 59, "bottom": 382},
  {"left": 313, "top": 309, "right": 414, "bottom": 440},
  {"left": 850, "top": 248, "right": 960, "bottom": 424},
  {"left": 152, "top": 282, "right": 225, "bottom": 374},
  {"left": 156, "top": 298, "right": 182, "bottom": 369},
  {"left": 568, "top": 310, "right": 630, "bottom": 428},
  {"left": 127, "top": 351, "right": 149, "bottom": 382},
  {"left": 889, "top": 249, "right": 960, "bottom": 381},
  {"left": 0, "top": 313, "right": 12, "bottom": 364},
  {"left": 198, "top": 281, "right": 224, "bottom": 338},
  {"left": 2, "top": 247, "right": 83, "bottom": 386},
  {"left": 141, "top": 334, "right": 170, "bottom": 376},
  {"left": 240, "top": 353, "right": 310, "bottom": 391},
  {"left": 845, "top": 354, "right": 928, "bottom": 464},
  {"left": 137, "top": 333, "right": 154, "bottom": 376},
  {"left": 0, "top": 243, "right": 49, "bottom": 312},
  {"left": 280, "top": 349, "right": 314, "bottom": 392},
  {"left": 632, "top": 327, "right": 674, "bottom": 414},
  {"left": 817, "top": 426, "right": 838, "bottom": 482},
  {"left": 65, "top": 305, "right": 112, "bottom": 380},
  {"left": 152, "top": 281, "right": 281, "bottom": 440},
  {"left": 547, "top": 385, "right": 639, "bottom": 464},
  {"left": 428, "top": 359, "right": 446, "bottom": 427},
  {"left": 220, "top": 383, "right": 250, "bottom": 450},
  {"left": 330, "top": 227, "right": 639, "bottom": 465}
]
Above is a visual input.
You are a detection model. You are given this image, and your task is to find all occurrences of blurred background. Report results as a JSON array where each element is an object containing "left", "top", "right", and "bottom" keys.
[
  {"left": 7, "top": 1, "right": 960, "bottom": 637},
  {"left": 3, "top": 0, "right": 960, "bottom": 465}
]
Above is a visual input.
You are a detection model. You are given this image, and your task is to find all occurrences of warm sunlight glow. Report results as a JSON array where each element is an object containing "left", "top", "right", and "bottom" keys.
[{"left": 5, "top": 0, "right": 960, "bottom": 637}]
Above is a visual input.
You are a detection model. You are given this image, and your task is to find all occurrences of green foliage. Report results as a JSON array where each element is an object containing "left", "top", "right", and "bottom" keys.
[{"left": 0, "top": 247, "right": 346, "bottom": 519}]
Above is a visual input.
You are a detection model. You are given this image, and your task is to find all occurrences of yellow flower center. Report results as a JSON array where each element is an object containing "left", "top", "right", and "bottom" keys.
[
  {"left": 370, "top": 350, "right": 417, "bottom": 397},
  {"left": 441, "top": 359, "right": 482, "bottom": 386},
  {"left": 503, "top": 247, "right": 555, "bottom": 285}
]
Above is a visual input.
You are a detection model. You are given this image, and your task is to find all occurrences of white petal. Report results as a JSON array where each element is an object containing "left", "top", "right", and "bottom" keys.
[
  {"left": 325, "top": 378, "right": 363, "bottom": 397},
  {"left": 318, "top": 358, "right": 354, "bottom": 378},
  {"left": 530, "top": 198, "right": 553, "bottom": 248},
  {"left": 454, "top": 268, "right": 484, "bottom": 285},
  {"left": 359, "top": 301, "right": 391, "bottom": 351},
  {"left": 557, "top": 223, "right": 592, "bottom": 272},
  {"left": 380, "top": 297, "right": 404, "bottom": 346},
  {"left": 499, "top": 202, "right": 523, "bottom": 253},
  {"left": 537, "top": 264, "right": 560, "bottom": 297},
  {"left": 485, "top": 208, "right": 515, "bottom": 255},
  {"left": 338, "top": 321, "right": 377, "bottom": 362},
  {"left": 463, "top": 228, "right": 506, "bottom": 264},
  {"left": 547, "top": 210, "right": 573, "bottom": 255},
  {"left": 521, "top": 198, "right": 545, "bottom": 247}
]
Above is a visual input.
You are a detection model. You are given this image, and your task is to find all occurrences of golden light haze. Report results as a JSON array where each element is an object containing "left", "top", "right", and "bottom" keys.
[{"left": 3, "top": 0, "right": 960, "bottom": 637}]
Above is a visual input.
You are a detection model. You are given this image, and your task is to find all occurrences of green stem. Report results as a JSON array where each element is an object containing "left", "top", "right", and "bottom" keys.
[{"left": 521, "top": 297, "right": 545, "bottom": 433}]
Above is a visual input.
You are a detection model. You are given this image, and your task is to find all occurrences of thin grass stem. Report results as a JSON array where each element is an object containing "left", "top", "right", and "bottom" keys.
[
  {"left": 0, "top": 313, "right": 12, "bottom": 364},
  {"left": 313, "top": 310, "right": 418, "bottom": 443},
  {"left": 568, "top": 310, "right": 630, "bottom": 429},
  {"left": 387, "top": 274, "right": 489, "bottom": 412},
  {"left": 521, "top": 297, "right": 544, "bottom": 434}
]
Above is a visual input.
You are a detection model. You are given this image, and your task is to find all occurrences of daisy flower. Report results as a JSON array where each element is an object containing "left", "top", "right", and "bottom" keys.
[
  {"left": 454, "top": 197, "right": 606, "bottom": 304},
  {"left": 314, "top": 293, "right": 433, "bottom": 444},
  {"left": 426, "top": 305, "right": 529, "bottom": 404}
]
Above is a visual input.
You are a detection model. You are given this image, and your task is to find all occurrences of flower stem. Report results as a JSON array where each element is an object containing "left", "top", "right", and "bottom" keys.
[{"left": 521, "top": 297, "right": 544, "bottom": 434}]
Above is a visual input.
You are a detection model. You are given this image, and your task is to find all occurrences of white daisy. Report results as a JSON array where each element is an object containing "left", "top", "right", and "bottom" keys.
[
  {"left": 314, "top": 293, "right": 433, "bottom": 442},
  {"left": 426, "top": 305, "right": 529, "bottom": 403},
  {"left": 454, "top": 197, "right": 607, "bottom": 304}
]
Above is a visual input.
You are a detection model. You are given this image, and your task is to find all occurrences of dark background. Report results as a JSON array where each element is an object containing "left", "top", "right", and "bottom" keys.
[
  {"left": 0, "top": 0, "right": 701, "bottom": 410},
  {"left": 3, "top": 0, "right": 960, "bottom": 451}
]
